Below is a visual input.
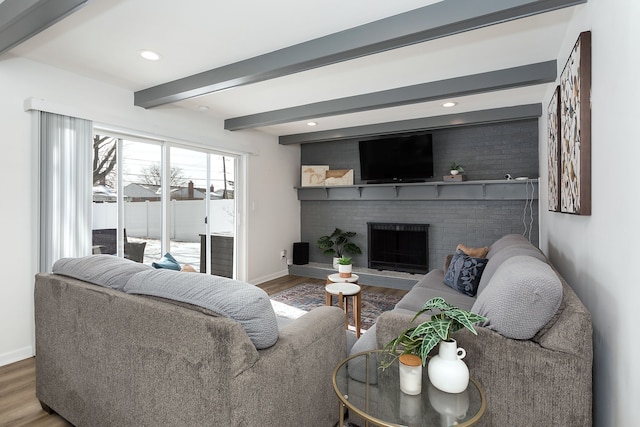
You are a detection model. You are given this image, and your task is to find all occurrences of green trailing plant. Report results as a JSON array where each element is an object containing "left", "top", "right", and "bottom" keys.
[
  {"left": 337, "top": 256, "right": 352, "bottom": 265},
  {"left": 449, "top": 162, "right": 464, "bottom": 173},
  {"left": 381, "top": 297, "right": 487, "bottom": 369},
  {"left": 317, "top": 228, "right": 363, "bottom": 258}
]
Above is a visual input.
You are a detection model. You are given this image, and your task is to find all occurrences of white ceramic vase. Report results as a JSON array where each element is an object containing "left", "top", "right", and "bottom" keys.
[
  {"left": 450, "top": 170, "right": 459, "bottom": 175},
  {"left": 427, "top": 339, "right": 469, "bottom": 394}
]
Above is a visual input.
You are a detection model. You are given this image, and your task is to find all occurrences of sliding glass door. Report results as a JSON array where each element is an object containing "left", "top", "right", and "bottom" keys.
[
  {"left": 91, "top": 132, "right": 237, "bottom": 278},
  {"left": 167, "top": 147, "right": 236, "bottom": 277},
  {"left": 205, "top": 153, "right": 236, "bottom": 277},
  {"left": 121, "top": 139, "right": 162, "bottom": 262}
]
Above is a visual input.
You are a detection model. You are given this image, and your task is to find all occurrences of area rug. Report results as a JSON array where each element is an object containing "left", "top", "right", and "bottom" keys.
[{"left": 270, "top": 282, "right": 402, "bottom": 333}]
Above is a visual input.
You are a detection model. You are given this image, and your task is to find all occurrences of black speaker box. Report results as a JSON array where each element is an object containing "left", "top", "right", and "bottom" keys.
[{"left": 292, "top": 242, "right": 309, "bottom": 265}]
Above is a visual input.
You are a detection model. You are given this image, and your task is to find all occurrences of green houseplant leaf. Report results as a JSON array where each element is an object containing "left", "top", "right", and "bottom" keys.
[
  {"left": 316, "top": 228, "right": 362, "bottom": 258},
  {"left": 381, "top": 297, "right": 487, "bottom": 369},
  {"left": 337, "top": 256, "right": 352, "bottom": 265},
  {"left": 449, "top": 161, "right": 465, "bottom": 172}
]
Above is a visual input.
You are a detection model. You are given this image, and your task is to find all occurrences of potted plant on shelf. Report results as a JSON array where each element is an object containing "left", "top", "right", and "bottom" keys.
[
  {"left": 337, "top": 256, "right": 353, "bottom": 278},
  {"left": 317, "top": 228, "right": 363, "bottom": 268},
  {"left": 381, "top": 297, "right": 487, "bottom": 394},
  {"left": 449, "top": 162, "right": 464, "bottom": 175}
]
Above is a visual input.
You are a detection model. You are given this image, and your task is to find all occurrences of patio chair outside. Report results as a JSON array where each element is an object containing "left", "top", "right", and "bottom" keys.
[{"left": 92, "top": 228, "right": 146, "bottom": 263}]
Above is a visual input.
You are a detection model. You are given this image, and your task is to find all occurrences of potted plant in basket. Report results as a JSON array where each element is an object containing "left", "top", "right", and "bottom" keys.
[
  {"left": 317, "top": 228, "right": 362, "bottom": 268},
  {"left": 381, "top": 297, "right": 487, "bottom": 394},
  {"left": 449, "top": 162, "right": 464, "bottom": 175}
]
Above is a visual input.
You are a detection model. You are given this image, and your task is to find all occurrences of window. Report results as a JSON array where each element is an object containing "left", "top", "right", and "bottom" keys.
[{"left": 91, "top": 132, "right": 238, "bottom": 277}]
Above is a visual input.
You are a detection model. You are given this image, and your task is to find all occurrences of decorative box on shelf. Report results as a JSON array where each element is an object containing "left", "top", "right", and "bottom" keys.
[{"left": 443, "top": 174, "right": 467, "bottom": 182}]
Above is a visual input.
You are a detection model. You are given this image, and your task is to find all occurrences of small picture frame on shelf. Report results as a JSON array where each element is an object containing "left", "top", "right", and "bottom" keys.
[
  {"left": 301, "top": 165, "right": 329, "bottom": 187},
  {"left": 325, "top": 169, "right": 354, "bottom": 186}
]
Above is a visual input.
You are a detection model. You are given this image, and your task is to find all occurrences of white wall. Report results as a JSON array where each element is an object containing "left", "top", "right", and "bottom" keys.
[
  {"left": 0, "top": 55, "right": 301, "bottom": 365},
  {"left": 246, "top": 137, "right": 301, "bottom": 284},
  {"left": 538, "top": 1, "right": 640, "bottom": 425}
]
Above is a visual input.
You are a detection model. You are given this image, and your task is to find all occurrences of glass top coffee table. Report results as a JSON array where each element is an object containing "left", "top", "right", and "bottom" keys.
[{"left": 332, "top": 350, "right": 486, "bottom": 427}]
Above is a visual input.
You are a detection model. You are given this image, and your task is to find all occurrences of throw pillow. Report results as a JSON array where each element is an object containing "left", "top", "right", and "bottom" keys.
[
  {"left": 152, "top": 252, "right": 180, "bottom": 270},
  {"left": 52, "top": 255, "right": 153, "bottom": 291},
  {"left": 443, "top": 249, "right": 488, "bottom": 297},
  {"left": 181, "top": 263, "right": 197, "bottom": 272},
  {"left": 471, "top": 255, "right": 562, "bottom": 340},
  {"left": 124, "top": 269, "right": 279, "bottom": 349},
  {"left": 456, "top": 243, "right": 489, "bottom": 259},
  {"left": 443, "top": 253, "right": 454, "bottom": 271}
]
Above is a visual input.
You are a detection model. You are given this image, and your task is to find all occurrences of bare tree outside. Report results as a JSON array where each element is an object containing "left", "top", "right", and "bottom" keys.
[
  {"left": 140, "top": 163, "right": 186, "bottom": 187},
  {"left": 93, "top": 135, "right": 117, "bottom": 187},
  {"left": 92, "top": 137, "right": 233, "bottom": 199}
]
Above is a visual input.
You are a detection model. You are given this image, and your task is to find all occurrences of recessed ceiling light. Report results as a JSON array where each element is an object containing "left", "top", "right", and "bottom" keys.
[
  {"left": 198, "top": 105, "right": 209, "bottom": 112},
  {"left": 138, "top": 49, "right": 162, "bottom": 61},
  {"left": 441, "top": 102, "right": 457, "bottom": 108},
  {"left": 307, "top": 122, "right": 318, "bottom": 126}
]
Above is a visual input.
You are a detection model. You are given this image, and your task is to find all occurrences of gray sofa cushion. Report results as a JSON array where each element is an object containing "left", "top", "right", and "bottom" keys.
[
  {"left": 485, "top": 233, "right": 531, "bottom": 258},
  {"left": 399, "top": 270, "right": 476, "bottom": 312},
  {"left": 471, "top": 255, "right": 563, "bottom": 339},
  {"left": 124, "top": 269, "right": 278, "bottom": 349},
  {"left": 477, "top": 242, "right": 546, "bottom": 295},
  {"left": 348, "top": 323, "right": 379, "bottom": 383},
  {"left": 52, "top": 255, "right": 153, "bottom": 291}
]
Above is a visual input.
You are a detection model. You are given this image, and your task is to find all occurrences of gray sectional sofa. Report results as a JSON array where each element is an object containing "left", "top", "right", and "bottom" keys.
[
  {"left": 349, "top": 234, "right": 593, "bottom": 426},
  {"left": 34, "top": 255, "right": 346, "bottom": 427}
]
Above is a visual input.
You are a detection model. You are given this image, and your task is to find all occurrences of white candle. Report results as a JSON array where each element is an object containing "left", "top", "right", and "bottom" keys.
[{"left": 399, "top": 354, "right": 423, "bottom": 395}]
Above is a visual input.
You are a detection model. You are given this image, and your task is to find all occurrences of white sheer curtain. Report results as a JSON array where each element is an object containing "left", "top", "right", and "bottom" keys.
[{"left": 39, "top": 112, "right": 93, "bottom": 272}]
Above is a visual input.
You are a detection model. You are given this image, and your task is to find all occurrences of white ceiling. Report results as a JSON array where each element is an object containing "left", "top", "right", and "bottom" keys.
[{"left": 7, "top": 0, "right": 578, "bottom": 138}]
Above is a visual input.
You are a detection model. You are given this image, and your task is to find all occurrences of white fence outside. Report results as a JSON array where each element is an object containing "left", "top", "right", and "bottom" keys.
[{"left": 92, "top": 199, "right": 235, "bottom": 241}]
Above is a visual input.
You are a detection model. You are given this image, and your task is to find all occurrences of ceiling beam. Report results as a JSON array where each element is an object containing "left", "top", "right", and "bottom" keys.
[
  {"left": 134, "top": 0, "right": 585, "bottom": 109},
  {"left": 225, "top": 61, "right": 556, "bottom": 131},
  {"left": 278, "top": 104, "right": 542, "bottom": 145},
  {"left": 0, "top": 0, "right": 88, "bottom": 56}
]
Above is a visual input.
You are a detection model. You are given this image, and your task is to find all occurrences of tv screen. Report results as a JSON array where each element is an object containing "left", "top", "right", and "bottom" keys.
[{"left": 359, "top": 133, "right": 433, "bottom": 183}]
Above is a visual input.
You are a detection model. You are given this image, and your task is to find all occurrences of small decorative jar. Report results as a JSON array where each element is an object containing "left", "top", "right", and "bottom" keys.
[{"left": 399, "top": 354, "right": 423, "bottom": 395}]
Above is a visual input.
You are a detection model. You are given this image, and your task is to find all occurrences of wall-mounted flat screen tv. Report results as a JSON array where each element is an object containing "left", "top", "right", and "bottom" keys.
[{"left": 359, "top": 133, "right": 433, "bottom": 183}]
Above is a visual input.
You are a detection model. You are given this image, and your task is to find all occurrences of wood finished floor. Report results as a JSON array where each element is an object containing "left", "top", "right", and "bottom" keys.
[{"left": 0, "top": 275, "right": 406, "bottom": 426}]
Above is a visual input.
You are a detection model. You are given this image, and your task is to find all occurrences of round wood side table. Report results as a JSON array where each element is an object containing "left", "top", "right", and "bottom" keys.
[{"left": 325, "top": 281, "right": 362, "bottom": 338}]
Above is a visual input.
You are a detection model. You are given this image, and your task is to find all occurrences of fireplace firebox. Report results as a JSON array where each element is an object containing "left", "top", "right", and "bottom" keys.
[{"left": 367, "top": 223, "right": 429, "bottom": 274}]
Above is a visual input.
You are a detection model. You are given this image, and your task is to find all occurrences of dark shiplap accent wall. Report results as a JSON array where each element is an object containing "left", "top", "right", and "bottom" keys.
[
  {"left": 300, "top": 119, "right": 539, "bottom": 271},
  {"left": 301, "top": 119, "right": 539, "bottom": 183}
]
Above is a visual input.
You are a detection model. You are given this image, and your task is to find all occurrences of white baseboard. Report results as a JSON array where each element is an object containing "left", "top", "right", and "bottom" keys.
[
  {"left": 0, "top": 346, "right": 34, "bottom": 367},
  {"left": 250, "top": 269, "right": 289, "bottom": 285}
]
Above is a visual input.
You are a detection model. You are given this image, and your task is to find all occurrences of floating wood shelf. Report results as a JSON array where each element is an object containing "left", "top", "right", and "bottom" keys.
[{"left": 295, "top": 179, "right": 538, "bottom": 201}]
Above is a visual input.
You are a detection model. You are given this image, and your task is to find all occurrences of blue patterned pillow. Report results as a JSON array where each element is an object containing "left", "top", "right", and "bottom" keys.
[{"left": 444, "top": 249, "right": 488, "bottom": 297}]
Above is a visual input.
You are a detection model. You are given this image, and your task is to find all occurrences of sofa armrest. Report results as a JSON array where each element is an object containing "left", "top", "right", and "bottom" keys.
[
  {"left": 454, "top": 327, "right": 592, "bottom": 426},
  {"left": 230, "top": 306, "right": 347, "bottom": 426},
  {"left": 376, "top": 309, "right": 592, "bottom": 426}
]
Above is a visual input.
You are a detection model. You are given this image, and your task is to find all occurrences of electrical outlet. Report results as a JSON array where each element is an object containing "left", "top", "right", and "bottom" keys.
[{"left": 280, "top": 250, "right": 287, "bottom": 259}]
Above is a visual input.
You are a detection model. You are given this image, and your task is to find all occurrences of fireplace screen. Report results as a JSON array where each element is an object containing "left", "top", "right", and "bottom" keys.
[{"left": 367, "top": 223, "right": 429, "bottom": 274}]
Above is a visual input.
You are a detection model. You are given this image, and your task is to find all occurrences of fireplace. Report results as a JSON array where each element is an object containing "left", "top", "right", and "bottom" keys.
[{"left": 367, "top": 223, "right": 429, "bottom": 274}]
